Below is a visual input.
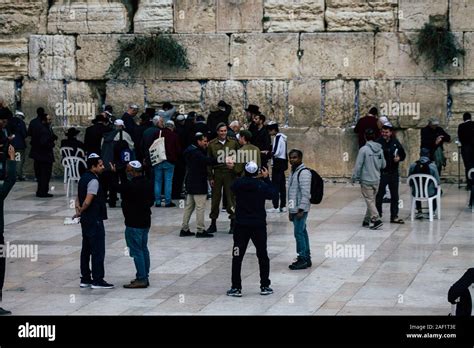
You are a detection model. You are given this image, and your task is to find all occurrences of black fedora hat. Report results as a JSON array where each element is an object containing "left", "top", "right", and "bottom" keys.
[
  {"left": 65, "top": 127, "right": 80, "bottom": 137},
  {"left": 245, "top": 104, "right": 261, "bottom": 115}
]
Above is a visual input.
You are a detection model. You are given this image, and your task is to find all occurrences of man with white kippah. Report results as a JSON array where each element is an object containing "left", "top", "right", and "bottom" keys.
[
  {"left": 110, "top": 159, "right": 154, "bottom": 289},
  {"left": 226, "top": 161, "right": 277, "bottom": 297}
]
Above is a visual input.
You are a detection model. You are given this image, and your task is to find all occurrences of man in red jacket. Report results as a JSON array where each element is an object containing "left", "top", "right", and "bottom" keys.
[
  {"left": 354, "top": 107, "right": 380, "bottom": 148},
  {"left": 152, "top": 120, "right": 181, "bottom": 207}
]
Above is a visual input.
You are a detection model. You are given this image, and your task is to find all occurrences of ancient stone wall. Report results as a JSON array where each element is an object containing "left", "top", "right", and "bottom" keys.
[{"left": 0, "top": 0, "right": 472, "bottom": 180}]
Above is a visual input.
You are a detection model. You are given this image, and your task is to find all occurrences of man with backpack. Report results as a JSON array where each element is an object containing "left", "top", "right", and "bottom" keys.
[
  {"left": 287, "top": 149, "right": 313, "bottom": 270},
  {"left": 352, "top": 129, "right": 386, "bottom": 230},
  {"left": 409, "top": 148, "right": 440, "bottom": 219}
]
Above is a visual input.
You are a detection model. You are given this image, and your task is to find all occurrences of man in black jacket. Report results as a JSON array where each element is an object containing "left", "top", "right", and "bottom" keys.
[
  {"left": 251, "top": 114, "right": 272, "bottom": 169},
  {"left": 8, "top": 111, "right": 27, "bottom": 181},
  {"left": 0, "top": 145, "right": 16, "bottom": 315},
  {"left": 207, "top": 100, "right": 232, "bottom": 140},
  {"left": 84, "top": 114, "right": 112, "bottom": 156},
  {"left": 180, "top": 133, "right": 217, "bottom": 238},
  {"left": 226, "top": 161, "right": 277, "bottom": 297},
  {"left": 458, "top": 112, "right": 474, "bottom": 190},
  {"left": 420, "top": 118, "right": 451, "bottom": 176},
  {"left": 121, "top": 104, "right": 139, "bottom": 141},
  {"left": 30, "top": 113, "right": 57, "bottom": 198},
  {"left": 113, "top": 160, "right": 154, "bottom": 289},
  {"left": 375, "top": 123, "right": 406, "bottom": 223}
]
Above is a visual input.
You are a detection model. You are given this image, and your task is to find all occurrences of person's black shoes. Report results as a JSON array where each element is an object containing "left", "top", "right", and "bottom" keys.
[
  {"left": 196, "top": 232, "right": 214, "bottom": 238},
  {"left": 179, "top": 229, "right": 196, "bottom": 237},
  {"left": 289, "top": 258, "right": 308, "bottom": 270},
  {"left": 260, "top": 286, "right": 273, "bottom": 295},
  {"left": 206, "top": 220, "right": 217, "bottom": 233},
  {"left": 91, "top": 280, "right": 114, "bottom": 289},
  {"left": 0, "top": 307, "right": 12, "bottom": 315},
  {"left": 362, "top": 220, "right": 370, "bottom": 228},
  {"left": 226, "top": 288, "right": 242, "bottom": 297},
  {"left": 370, "top": 220, "right": 383, "bottom": 230}
]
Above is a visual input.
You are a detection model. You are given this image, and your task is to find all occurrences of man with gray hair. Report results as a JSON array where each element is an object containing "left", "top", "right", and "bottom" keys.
[{"left": 121, "top": 103, "right": 139, "bottom": 140}]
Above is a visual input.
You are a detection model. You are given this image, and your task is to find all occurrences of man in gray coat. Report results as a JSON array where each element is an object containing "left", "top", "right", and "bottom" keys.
[
  {"left": 352, "top": 129, "right": 386, "bottom": 230},
  {"left": 287, "top": 149, "right": 312, "bottom": 270}
]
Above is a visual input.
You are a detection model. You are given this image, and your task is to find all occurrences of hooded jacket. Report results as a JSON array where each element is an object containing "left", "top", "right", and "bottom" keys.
[
  {"left": 352, "top": 141, "right": 386, "bottom": 185},
  {"left": 231, "top": 176, "right": 277, "bottom": 227},
  {"left": 408, "top": 156, "right": 440, "bottom": 197}
]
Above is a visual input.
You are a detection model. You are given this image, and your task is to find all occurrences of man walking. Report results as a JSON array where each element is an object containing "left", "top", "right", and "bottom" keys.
[
  {"left": 180, "top": 133, "right": 218, "bottom": 238},
  {"left": 375, "top": 123, "right": 406, "bottom": 224},
  {"left": 458, "top": 112, "right": 474, "bottom": 190},
  {"left": 0, "top": 145, "right": 16, "bottom": 315},
  {"left": 352, "top": 129, "right": 386, "bottom": 230},
  {"left": 113, "top": 160, "right": 154, "bottom": 289},
  {"left": 226, "top": 162, "right": 277, "bottom": 297},
  {"left": 287, "top": 149, "right": 313, "bottom": 270},
  {"left": 75, "top": 153, "right": 114, "bottom": 289},
  {"left": 267, "top": 122, "right": 288, "bottom": 213}
]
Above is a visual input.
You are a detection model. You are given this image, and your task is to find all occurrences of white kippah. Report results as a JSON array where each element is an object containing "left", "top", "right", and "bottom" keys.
[
  {"left": 88, "top": 153, "right": 100, "bottom": 159},
  {"left": 114, "top": 119, "right": 125, "bottom": 127},
  {"left": 129, "top": 160, "right": 142, "bottom": 169},
  {"left": 245, "top": 161, "right": 258, "bottom": 174}
]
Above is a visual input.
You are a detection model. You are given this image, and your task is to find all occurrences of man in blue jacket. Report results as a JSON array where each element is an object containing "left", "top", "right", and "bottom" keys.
[{"left": 226, "top": 161, "right": 277, "bottom": 297}]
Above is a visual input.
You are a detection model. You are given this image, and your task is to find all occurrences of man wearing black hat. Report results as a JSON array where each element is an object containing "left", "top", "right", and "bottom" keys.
[
  {"left": 84, "top": 114, "right": 112, "bottom": 156},
  {"left": 375, "top": 123, "right": 406, "bottom": 224},
  {"left": 0, "top": 145, "right": 17, "bottom": 315},
  {"left": 207, "top": 100, "right": 232, "bottom": 140},
  {"left": 226, "top": 162, "right": 277, "bottom": 297},
  {"left": 458, "top": 112, "right": 474, "bottom": 190},
  {"left": 61, "top": 127, "right": 85, "bottom": 156}
]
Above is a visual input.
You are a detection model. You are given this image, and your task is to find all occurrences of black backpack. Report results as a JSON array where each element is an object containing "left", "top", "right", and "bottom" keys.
[{"left": 297, "top": 168, "right": 324, "bottom": 205}]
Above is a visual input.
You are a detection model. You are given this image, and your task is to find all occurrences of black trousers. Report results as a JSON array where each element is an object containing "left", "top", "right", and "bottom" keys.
[
  {"left": 0, "top": 232, "right": 5, "bottom": 301},
  {"left": 448, "top": 268, "right": 474, "bottom": 316},
  {"left": 172, "top": 159, "right": 186, "bottom": 199},
  {"left": 231, "top": 224, "right": 270, "bottom": 289},
  {"left": 271, "top": 168, "right": 286, "bottom": 209},
  {"left": 80, "top": 220, "right": 106, "bottom": 283},
  {"left": 100, "top": 170, "right": 118, "bottom": 204},
  {"left": 34, "top": 160, "right": 52, "bottom": 196},
  {"left": 461, "top": 146, "right": 474, "bottom": 188},
  {"left": 375, "top": 173, "right": 400, "bottom": 219}
]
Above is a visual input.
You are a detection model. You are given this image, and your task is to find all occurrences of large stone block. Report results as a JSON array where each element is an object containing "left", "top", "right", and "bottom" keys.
[
  {"left": 326, "top": 0, "right": 397, "bottom": 32},
  {"left": 301, "top": 33, "right": 374, "bottom": 78},
  {"left": 263, "top": 0, "right": 324, "bottom": 33},
  {"left": 397, "top": 80, "right": 447, "bottom": 128},
  {"left": 0, "top": 0, "right": 48, "bottom": 35},
  {"left": 147, "top": 80, "right": 202, "bottom": 115},
  {"left": 450, "top": 0, "right": 474, "bottom": 31},
  {"left": 358, "top": 80, "right": 398, "bottom": 122},
  {"left": 399, "top": 0, "right": 448, "bottom": 31},
  {"left": 0, "top": 80, "right": 16, "bottom": 111},
  {"left": 375, "top": 32, "right": 463, "bottom": 79},
  {"left": 246, "top": 80, "right": 288, "bottom": 125},
  {"left": 174, "top": 0, "right": 216, "bottom": 33},
  {"left": 156, "top": 34, "right": 229, "bottom": 80},
  {"left": 450, "top": 81, "right": 474, "bottom": 119},
  {"left": 105, "top": 80, "right": 145, "bottom": 116},
  {"left": 216, "top": 0, "right": 263, "bottom": 33},
  {"left": 396, "top": 128, "right": 420, "bottom": 177},
  {"left": 0, "top": 37, "right": 28, "bottom": 79},
  {"left": 48, "top": 1, "right": 130, "bottom": 34},
  {"left": 62, "top": 81, "right": 101, "bottom": 127},
  {"left": 134, "top": 0, "right": 173, "bottom": 33},
  {"left": 323, "top": 80, "right": 355, "bottom": 128},
  {"left": 288, "top": 79, "right": 321, "bottom": 127},
  {"left": 202, "top": 80, "right": 245, "bottom": 122},
  {"left": 76, "top": 34, "right": 122, "bottom": 80},
  {"left": 230, "top": 33, "right": 298, "bottom": 79},
  {"left": 21, "top": 80, "right": 65, "bottom": 125},
  {"left": 29, "top": 35, "right": 76, "bottom": 80},
  {"left": 285, "top": 127, "right": 358, "bottom": 178},
  {"left": 465, "top": 32, "right": 474, "bottom": 78}
]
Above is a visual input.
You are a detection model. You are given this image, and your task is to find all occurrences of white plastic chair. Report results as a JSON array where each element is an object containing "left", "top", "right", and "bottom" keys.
[
  {"left": 60, "top": 147, "right": 74, "bottom": 183},
  {"left": 408, "top": 174, "right": 441, "bottom": 222},
  {"left": 62, "top": 156, "right": 86, "bottom": 197}
]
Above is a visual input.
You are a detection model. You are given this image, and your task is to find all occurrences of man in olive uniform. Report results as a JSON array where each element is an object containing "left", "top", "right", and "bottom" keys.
[
  {"left": 234, "top": 130, "right": 261, "bottom": 176},
  {"left": 207, "top": 123, "right": 239, "bottom": 234}
]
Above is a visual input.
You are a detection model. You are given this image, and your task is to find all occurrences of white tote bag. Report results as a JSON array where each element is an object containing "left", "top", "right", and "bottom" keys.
[{"left": 149, "top": 130, "right": 167, "bottom": 166}]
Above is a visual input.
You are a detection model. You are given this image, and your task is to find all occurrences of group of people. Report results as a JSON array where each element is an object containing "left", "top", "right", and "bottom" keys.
[{"left": 0, "top": 95, "right": 473, "bottom": 314}]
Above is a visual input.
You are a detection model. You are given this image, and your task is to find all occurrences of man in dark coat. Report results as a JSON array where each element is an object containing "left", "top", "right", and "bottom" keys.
[
  {"left": 250, "top": 114, "right": 272, "bottom": 169},
  {"left": 207, "top": 100, "right": 232, "bottom": 140},
  {"left": 420, "top": 118, "right": 451, "bottom": 176},
  {"left": 133, "top": 109, "right": 154, "bottom": 163},
  {"left": 121, "top": 104, "right": 139, "bottom": 141},
  {"left": 30, "top": 113, "right": 57, "bottom": 198},
  {"left": 458, "top": 112, "right": 474, "bottom": 190},
  {"left": 0, "top": 145, "right": 16, "bottom": 315},
  {"left": 180, "top": 133, "right": 218, "bottom": 238},
  {"left": 8, "top": 111, "right": 27, "bottom": 180},
  {"left": 354, "top": 107, "right": 380, "bottom": 148},
  {"left": 84, "top": 114, "right": 112, "bottom": 156},
  {"left": 61, "top": 127, "right": 85, "bottom": 156}
]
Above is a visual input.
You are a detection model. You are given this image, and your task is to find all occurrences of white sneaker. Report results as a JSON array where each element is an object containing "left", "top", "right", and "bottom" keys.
[
  {"left": 266, "top": 208, "right": 280, "bottom": 213},
  {"left": 280, "top": 207, "right": 287, "bottom": 213}
]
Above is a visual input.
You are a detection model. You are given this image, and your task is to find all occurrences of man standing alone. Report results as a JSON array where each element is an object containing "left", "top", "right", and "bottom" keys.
[{"left": 458, "top": 112, "right": 474, "bottom": 190}]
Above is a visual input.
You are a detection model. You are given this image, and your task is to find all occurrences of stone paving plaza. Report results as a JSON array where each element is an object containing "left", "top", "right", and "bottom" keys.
[{"left": 2, "top": 179, "right": 473, "bottom": 315}]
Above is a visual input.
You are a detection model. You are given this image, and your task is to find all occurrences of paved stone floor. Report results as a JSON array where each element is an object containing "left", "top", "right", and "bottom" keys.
[{"left": 2, "top": 180, "right": 473, "bottom": 315}]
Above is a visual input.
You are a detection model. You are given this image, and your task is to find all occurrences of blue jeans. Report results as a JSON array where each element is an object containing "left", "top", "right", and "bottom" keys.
[
  {"left": 125, "top": 227, "right": 150, "bottom": 281},
  {"left": 292, "top": 212, "right": 311, "bottom": 261},
  {"left": 154, "top": 161, "right": 175, "bottom": 205}
]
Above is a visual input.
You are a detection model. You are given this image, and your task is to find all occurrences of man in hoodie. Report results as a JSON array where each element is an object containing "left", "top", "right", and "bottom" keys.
[
  {"left": 409, "top": 148, "right": 441, "bottom": 218},
  {"left": 352, "top": 129, "right": 386, "bottom": 230},
  {"left": 287, "top": 149, "right": 313, "bottom": 270},
  {"left": 267, "top": 122, "right": 288, "bottom": 213},
  {"left": 375, "top": 123, "right": 406, "bottom": 224},
  {"left": 180, "top": 133, "right": 218, "bottom": 238},
  {"left": 226, "top": 161, "right": 277, "bottom": 297}
]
